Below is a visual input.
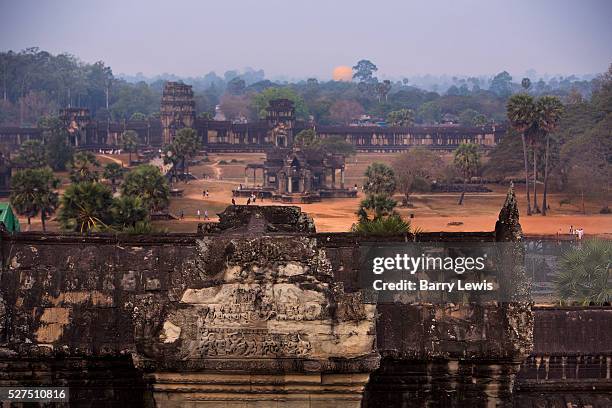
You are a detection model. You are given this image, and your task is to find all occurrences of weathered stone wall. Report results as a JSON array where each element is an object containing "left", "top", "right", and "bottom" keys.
[{"left": 6, "top": 198, "right": 607, "bottom": 407}]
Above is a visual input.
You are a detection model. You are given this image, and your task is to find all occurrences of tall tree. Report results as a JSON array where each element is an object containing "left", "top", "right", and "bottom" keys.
[
  {"left": 10, "top": 167, "right": 59, "bottom": 231},
  {"left": 58, "top": 182, "right": 114, "bottom": 233},
  {"left": 15, "top": 139, "right": 46, "bottom": 168},
  {"left": 121, "top": 165, "right": 170, "bottom": 212},
  {"left": 507, "top": 93, "right": 536, "bottom": 215},
  {"left": 103, "top": 162, "right": 125, "bottom": 193},
  {"left": 69, "top": 151, "right": 100, "bottom": 183},
  {"left": 172, "top": 127, "right": 200, "bottom": 175},
  {"left": 392, "top": 148, "right": 443, "bottom": 206},
  {"left": 329, "top": 100, "right": 364, "bottom": 124},
  {"left": 110, "top": 195, "right": 149, "bottom": 230},
  {"left": 387, "top": 109, "right": 415, "bottom": 127},
  {"left": 121, "top": 129, "right": 139, "bottom": 165},
  {"left": 363, "top": 163, "right": 396, "bottom": 196},
  {"left": 536, "top": 96, "right": 564, "bottom": 215},
  {"left": 453, "top": 143, "right": 481, "bottom": 205},
  {"left": 352, "top": 60, "right": 378, "bottom": 83},
  {"left": 521, "top": 78, "right": 532, "bottom": 91}
]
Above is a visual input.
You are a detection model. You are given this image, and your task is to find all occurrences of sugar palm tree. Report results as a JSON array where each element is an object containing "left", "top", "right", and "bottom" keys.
[
  {"left": 111, "top": 195, "right": 149, "bottom": 230},
  {"left": 70, "top": 151, "right": 100, "bottom": 183},
  {"left": 58, "top": 182, "right": 114, "bottom": 233},
  {"left": 121, "top": 165, "right": 170, "bottom": 212},
  {"left": 10, "top": 168, "right": 60, "bottom": 231},
  {"left": 386, "top": 109, "right": 415, "bottom": 127},
  {"left": 536, "top": 96, "right": 564, "bottom": 216},
  {"left": 103, "top": 162, "right": 125, "bottom": 193},
  {"left": 555, "top": 239, "right": 611, "bottom": 305},
  {"left": 121, "top": 130, "right": 139, "bottom": 166},
  {"left": 173, "top": 128, "right": 200, "bottom": 176},
  {"left": 507, "top": 94, "right": 536, "bottom": 215},
  {"left": 359, "top": 194, "right": 397, "bottom": 220},
  {"left": 453, "top": 143, "right": 481, "bottom": 205}
]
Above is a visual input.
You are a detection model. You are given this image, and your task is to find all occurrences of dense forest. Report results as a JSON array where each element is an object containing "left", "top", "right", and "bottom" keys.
[{"left": 0, "top": 48, "right": 600, "bottom": 127}]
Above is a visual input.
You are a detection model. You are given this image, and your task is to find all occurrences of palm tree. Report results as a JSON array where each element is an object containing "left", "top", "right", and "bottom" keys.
[
  {"left": 121, "top": 165, "right": 170, "bottom": 212},
  {"left": 103, "top": 162, "right": 125, "bottom": 193},
  {"left": 536, "top": 96, "right": 565, "bottom": 216},
  {"left": 70, "top": 151, "right": 100, "bottom": 183},
  {"left": 555, "top": 239, "right": 611, "bottom": 305},
  {"left": 58, "top": 182, "right": 114, "bottom": 233},
  {"left": 121, "top": 130, "right": 139, "bottom": 166},
  {"left": 364, "top": 163, "right": 396, "bottom": 196},
  {"left": 507, "top": 94, "right": 536, "bottom": 215},
  {"left": 453, "top": 143, "right": 481, "bottom": 205},
  {"left": 15, "top": 139, "right": 46, "bottom": 168},
  {"left": 352, "top": 213, "right": 412, "bottom": 236},
  {"left": 10, "top": 168, "right": 60, "bottom": 231},
  {"left": 387, "top": 109, "right": 415, "bottom": 127},
  {"left": 173, "top": 128, "right": 200, "bottom": 176},
  {"left": 111, "top": 195, "right": 149, "bottom": 230},
  {"left": 359, "top": 194, "right": 397, "bottom": 220}
]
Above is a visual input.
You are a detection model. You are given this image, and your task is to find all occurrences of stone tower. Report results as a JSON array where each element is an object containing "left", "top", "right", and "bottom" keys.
[
  {"left": 267, "top": 99, "right": 295, "bottom": 147},
  {"left": 161, "top": 82, "right": 196, "bottom": 145}
]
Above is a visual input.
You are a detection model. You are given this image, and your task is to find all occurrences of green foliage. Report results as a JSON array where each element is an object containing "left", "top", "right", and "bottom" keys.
[
  {"left": 9, "top": 167, "right": 59, "bottom": 230},
  {"left": 69, "top": 151, "right": 100, "bottom": 183},
  {"left": 458, "top": 108, "right": 481, "bottom": 126},
  {"left": 15, "top": 139, "right": 46, "bottom": 168},
  {"left": 453, "top": 143, "right": 481, "bottom": 179},
  {"left": 351, "top": 213, "right": 412, "bottom": 236},
  {"left": 121, "top": 129, "right": 139, "bottom": 163},
  {"left": 507, "top": 93, "right": 536, "bottom": 133},
  {"left": 58, "top": 182, "right": 114, "bottom": 233},
  {"left": 364, "top": 163, "right": 396, "bottom": 196},
  {"left": 490, "top": 71, "right": 513, "bottom": 97},
  {"left": 250, "top": 88, "right": 308, "bottom": 120},
  {"left": 172, "top": 127, "right": 200, "bottom": 173},
  {"left": 358, "top": 194, "right": 397, "bottom": 219},
  {"left": 103, "top": 162, "right": 125, "bottom": 191},
  {"left": 121, "top": 165, "right": 170, "bottom": 212},
  {"left": 352, "top": 60, "right": 378, "bottom": 83},
  {"left": 294, "top": 129, "right": 317, "bottom": 147},
  {"left": 387, "top": 109, "right": 415, "bottom": 127},
  {"left": 417, "top": 101, "right": 441, "bottom": 124},
  {"left": 555, "top": 239, "right": 612, "bottom": 305},
  {"left": 110, "top": 195, "right": 149, "bottom": 230},
  {"left": 38, "top": 116, "right": 74, "bottom": 171},
  {"left": 129, "top": 112, "right": 147, "bottom": 121}
]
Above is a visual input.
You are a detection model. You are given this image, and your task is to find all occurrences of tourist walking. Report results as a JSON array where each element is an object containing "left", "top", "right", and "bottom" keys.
[
  {"left": 204, "top": 210, "right": 209, "bottom": 220},
  {"left": 197, "top": 209, "right": 201, "bottom": 219},
  {"left": 232, "top": 198, "right": 236, "bottom": 206}
]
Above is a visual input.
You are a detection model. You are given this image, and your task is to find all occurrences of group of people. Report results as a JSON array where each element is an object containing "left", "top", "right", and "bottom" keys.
[
  {"left": 179, "top": 209, "right": 210, "bottom": 220},
  {"left": 230, "top": 193, "right": 261, "bottom": 206},
  {"left": 98, "top": 148, "right": 123, "bottom": 155},
  {"left": 569, "top": 225, "right": 585, "bottom": 240},
  {"left": 559, "top": 226, "right": 585, "bottom": 240}
]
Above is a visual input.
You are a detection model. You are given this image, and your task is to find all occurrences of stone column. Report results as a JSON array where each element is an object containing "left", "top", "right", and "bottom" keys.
[
  {"left": 288, "top": 176, "right": 292, "bottom": 193},
  {"left": 341, "top": 168, "right": 345, "bottom": 189},
  {"left": 244, "top": 169, "right": 248, "bottom": 187},
  {"left": 331, "top": 169, "right": 336, "bottom": 189}
]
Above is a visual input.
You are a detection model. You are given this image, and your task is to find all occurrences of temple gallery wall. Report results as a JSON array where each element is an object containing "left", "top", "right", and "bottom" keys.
[{"left": 0, "top": 192, "right": 610, "bottom": 407}]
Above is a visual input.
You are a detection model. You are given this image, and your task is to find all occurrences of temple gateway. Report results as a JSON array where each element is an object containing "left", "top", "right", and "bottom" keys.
[{"left": 236, "top": 99, "right": 357, "bottom": 203}]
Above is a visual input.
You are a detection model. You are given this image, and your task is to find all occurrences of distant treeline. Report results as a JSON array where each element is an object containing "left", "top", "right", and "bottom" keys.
[{"left": 0, "top": 48, "right": 603, "bottom": 128}]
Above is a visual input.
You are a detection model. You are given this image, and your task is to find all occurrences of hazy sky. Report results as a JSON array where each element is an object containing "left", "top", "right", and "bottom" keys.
[{"left": 1, "top": 0, "right": 611, "bottom": 79}]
